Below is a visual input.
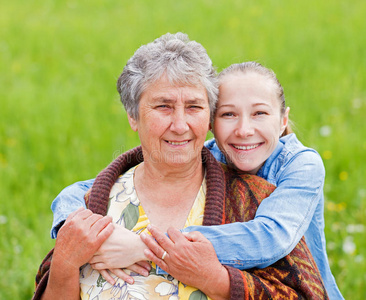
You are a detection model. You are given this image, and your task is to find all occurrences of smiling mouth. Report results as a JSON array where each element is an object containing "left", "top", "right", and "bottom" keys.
[
  {"left": 167, "top": 140, "right": 189, "bottom": 146},
  {"left": 232, "top": 143, "right": 261, "bottom": 150}
]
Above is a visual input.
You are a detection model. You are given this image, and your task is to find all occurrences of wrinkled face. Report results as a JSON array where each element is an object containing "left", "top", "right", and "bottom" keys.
[
  {"left": 213, "top": 72, "right": 289, "bottom": 174},
  {"left": 128, "top": 76, "right": 210, "bottom": 169}
]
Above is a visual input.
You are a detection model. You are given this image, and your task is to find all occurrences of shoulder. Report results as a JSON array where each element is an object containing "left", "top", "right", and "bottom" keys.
[
  {"left": 287, "top": 134, "right": 323, "bottom": 161},
  {"left": 222, "top": 165, "right": 276, "bottom": 201},
  {"left": 273, "top": 134, "right": 325, "bottom": 184},
  {"left": 278, "top": 134, "right": 324, "bottom": 170}
]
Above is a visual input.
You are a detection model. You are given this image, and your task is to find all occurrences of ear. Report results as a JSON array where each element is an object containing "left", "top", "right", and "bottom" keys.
[
  {"left": 127, "top": 113, "right": 138, "bottom": 132},
  {"left": 280, "top": 107, "right": 290, "bottom": 135}
]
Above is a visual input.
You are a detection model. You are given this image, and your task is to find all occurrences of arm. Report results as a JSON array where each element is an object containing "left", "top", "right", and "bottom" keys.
[
  {"left": 185, "top": 151, "right": 325, "bottom": 269},
  {"left": 39, "top": 208, "right": 114, "bottom": 300},
  {"left": 50, "top": 152, "right": 323, "bottom": 270},
  {"left": 49, "top": 179, "right": 150, "bottom": 285},
  {"left": 50, "top": 179, "right": 94, "bottom": 238},
  {"left": 142, "top": 225, "right": 328, "bottom": 300}
]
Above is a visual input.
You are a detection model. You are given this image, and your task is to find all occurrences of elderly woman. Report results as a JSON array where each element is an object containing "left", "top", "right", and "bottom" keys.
[{"left": 34, "top": 33, "right": 327, "bottom": 299}]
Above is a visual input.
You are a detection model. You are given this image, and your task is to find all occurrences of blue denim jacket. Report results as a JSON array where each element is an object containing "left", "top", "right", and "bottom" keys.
[{"left": 50, "top": 134, "right": 343, "bottom": 299}]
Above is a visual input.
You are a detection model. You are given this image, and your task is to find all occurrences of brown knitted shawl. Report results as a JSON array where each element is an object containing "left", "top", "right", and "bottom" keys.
[{"left": 33, "top": 146, "right": 328, "bottom": 300}]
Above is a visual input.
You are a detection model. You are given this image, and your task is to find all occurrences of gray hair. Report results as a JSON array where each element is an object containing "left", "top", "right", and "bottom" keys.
[
  {"left": 117, "top": 32, "right": 218, "bottom": 121},
  {"left": 219, "top": 62, "right": 292, "bottom": 136}
]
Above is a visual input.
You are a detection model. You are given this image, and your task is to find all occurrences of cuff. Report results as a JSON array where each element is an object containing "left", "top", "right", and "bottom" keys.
[{"left": 224, "top": 265, "right": 248, "bottom": 300}]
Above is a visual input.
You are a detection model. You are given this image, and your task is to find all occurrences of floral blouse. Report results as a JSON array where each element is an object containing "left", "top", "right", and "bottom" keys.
[{"left": 79, "top": 165, "right": 209, "bottom": 300}]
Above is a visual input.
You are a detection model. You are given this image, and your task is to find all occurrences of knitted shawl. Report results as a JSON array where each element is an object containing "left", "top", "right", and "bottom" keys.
[{"left": 33, "top": 146, "right": 328, "bottom": 300}]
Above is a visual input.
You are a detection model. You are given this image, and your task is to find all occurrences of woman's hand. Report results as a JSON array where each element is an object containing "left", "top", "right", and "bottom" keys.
[
  {"left": 54, "top": 207, "right": 114, "bottom": 269},
  {"left": 43, "top": 208, "right": 114, "bottom": 300},
  {"left": 141, "top": 225, "right": 230, "bottom": 299}
]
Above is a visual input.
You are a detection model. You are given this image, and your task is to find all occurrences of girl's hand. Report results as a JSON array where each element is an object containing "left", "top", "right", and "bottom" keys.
[
  {"left": 89, "top": 223, "right": 148, "bottom": 269},
  {"left": 96, "top": 261, "right": 152, "bottom": 285}
]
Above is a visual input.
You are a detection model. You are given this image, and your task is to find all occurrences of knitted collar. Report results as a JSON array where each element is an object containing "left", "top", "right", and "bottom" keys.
[{"left": 88, "top": 146, "right": 226, "bottom": 226}]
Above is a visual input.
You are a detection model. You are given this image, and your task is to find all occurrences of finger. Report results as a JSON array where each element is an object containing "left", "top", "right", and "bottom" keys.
[
  {"left": 136, "top": 260, "right": 152, "bottom": 272},
  {"left": 166, "top": 227, "right": 187, "bottom": 244},
  {"left": 92, "top": 216, "right": 113, "bottom": 235},
  {"left": 147, "top": 225, "right": 175, "bottom": 250},
  {"left": 182, "top": 231, "right": 206, "bottom": 242},
  {"left": 92, "top": 221, "right": 114, "bottom": 249},
  {"left": 65, "top": 207, "right": 85, "bottom": 223},
  {"left": 99, "top": 269, "right": 116, "bottom": 285},
  {"left": 144, "top": 248, "right": 168, "bottom": 271},
  {"left": 126, "top": 263, "right": 149, "bottom": 277},
  {"left": 88, "top": 251, "right": 105, "bottom": 265},
  {"left": 140, "top": 232, "right": 168, "bottom": 261},
  {"left": 89, "top": 261, "right": 106, "bottom": 270},
  {"left": 109, "top": 268, "right": 134, "bottom": 284},
  {"left": 75, "top": 208, "right": 94, "bottom": 220},
  {"left": 83, "top": 213, "right": 104, "bottom": 228}
]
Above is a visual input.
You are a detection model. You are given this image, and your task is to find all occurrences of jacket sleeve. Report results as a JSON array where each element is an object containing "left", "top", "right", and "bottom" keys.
[
  {"left": 50, "top": 179, "right": 95, "bottom": 238},
  {"left": 224, "top": 237, "right": 328, "bottom": 300},
  {"left": 183, "top": 151, "right": 325, "bottom": 269}
]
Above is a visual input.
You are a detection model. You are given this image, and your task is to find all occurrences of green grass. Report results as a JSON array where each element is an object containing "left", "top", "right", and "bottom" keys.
[{"left": 1, "top": 0, "right": 365, "bottom": 298}]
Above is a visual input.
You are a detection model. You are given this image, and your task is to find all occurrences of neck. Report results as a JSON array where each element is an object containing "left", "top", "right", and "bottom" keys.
[
  {"left": 133, "top": 155, "right": 205, "bottom": 230},
  {"left": 136, "top": 158, "right": 204, "bottom": 189}
]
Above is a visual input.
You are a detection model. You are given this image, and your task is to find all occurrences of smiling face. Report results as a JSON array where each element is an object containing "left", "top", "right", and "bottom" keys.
[
  {"left": 128, "top": 75, "right": 210, "bottom": 170},
  {"left": 213, "top": 72, "right": 289, "bottom": 174}
]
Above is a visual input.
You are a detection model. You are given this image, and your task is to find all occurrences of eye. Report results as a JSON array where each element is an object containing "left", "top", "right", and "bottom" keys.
[
  {"left": 188, "top": 105, "right": 201, "bottom": 109},
  {"left": 221, "top": 112, "right": 235, "bottom": 117},
  {"left": 155, "top": 105, "right": 170, "bottom": 109},
  {"left": 254, "top": 111, "right": 268, "bottom": 116}
]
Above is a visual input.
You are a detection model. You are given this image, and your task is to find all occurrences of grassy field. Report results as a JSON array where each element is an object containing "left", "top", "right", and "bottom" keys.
[{"left": 1, "top": 0, "right": 365, "bottom": 298}]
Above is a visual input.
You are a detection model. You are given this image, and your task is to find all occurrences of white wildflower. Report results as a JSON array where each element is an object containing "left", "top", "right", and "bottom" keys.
[
  {"left": 342, "top": 236, "right": 356, "bottom": 254},
  {"left": 319, "top": 125, "right": 332, "bottom": 137}
]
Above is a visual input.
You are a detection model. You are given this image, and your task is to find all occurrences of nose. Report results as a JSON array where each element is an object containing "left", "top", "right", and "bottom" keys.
[
  {"left": 170, "top": 108, "right": 189, "bottom": 134},
  {"left": 234, "top": 119, "right": 255, "bottom": 137}
]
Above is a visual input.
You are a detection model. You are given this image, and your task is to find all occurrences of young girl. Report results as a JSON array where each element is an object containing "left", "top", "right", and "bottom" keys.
[{"left": 50, "top": 62, "right": 343, "bottom": 299}]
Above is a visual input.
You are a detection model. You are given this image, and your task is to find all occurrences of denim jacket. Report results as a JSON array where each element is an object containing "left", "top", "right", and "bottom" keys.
[{"left": 50, "top": 134, "right": 343, "bottom": 299}]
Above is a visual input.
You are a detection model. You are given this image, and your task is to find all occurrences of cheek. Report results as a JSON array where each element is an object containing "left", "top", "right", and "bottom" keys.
[
  {"left": 212, "top": 120, "right": 223, "bottom": 138},
  {"left": 192, "top": 113, "right": 210, "bottom": 131},
  {"left": 213, "top": 121, "right": 232, "bottom": 148},
  {"left": 214, "top": 119, "right": 234, "bottom": 137}
]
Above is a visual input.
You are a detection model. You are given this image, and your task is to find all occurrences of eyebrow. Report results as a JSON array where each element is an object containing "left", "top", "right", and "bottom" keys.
[
  {"left": 253, "top": 102, "right": 271, "bottom": 107},
  {"left": 216, "top": 104, "right": 235, "bottom": 109},
  {"left": 217, "top": 102, "right": 271, "bottom": 108},
  {"left": 152, "top": 97, "right": 207, "bottom": 104}
]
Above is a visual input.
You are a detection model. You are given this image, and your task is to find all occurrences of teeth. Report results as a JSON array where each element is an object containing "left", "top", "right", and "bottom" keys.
[
  {"left": 233, "top": 144, "right": 259, "bottom": 150},
  {"left": 168, "top": 141, "right": 189, "bottom": 145}
]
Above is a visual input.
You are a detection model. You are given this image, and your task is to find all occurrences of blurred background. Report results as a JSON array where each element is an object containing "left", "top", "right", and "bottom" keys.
[{"left": 0, "top": 0, "right": 365, "bottom": 298}]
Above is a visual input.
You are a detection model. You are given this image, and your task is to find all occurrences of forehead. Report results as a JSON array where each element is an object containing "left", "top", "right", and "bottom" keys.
[
  {"left": 219, "top": 72, "right": 278, "bottom": 105},
  {"left": 142, "top": 76, "right": 209, "bottom": 104}
]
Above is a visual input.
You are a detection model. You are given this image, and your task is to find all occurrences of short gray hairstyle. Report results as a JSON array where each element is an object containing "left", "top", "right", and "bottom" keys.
[{"left": 117, "top": 32, "right": 218, "bottom": 121}]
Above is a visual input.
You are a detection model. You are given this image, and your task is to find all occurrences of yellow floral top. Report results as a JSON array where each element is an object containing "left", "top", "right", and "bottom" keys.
[{"left": 79, "top": 165, "right": 209, "bottom": 300}]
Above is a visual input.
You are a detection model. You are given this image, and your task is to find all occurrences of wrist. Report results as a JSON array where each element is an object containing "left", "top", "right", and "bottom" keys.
[
  {"left": 136, "top": 234, "right": 149, "bottom": 261},
  {"left": 202, "top": 265, "right": 230, "bottom": 300},
  {"left": 46, "top": 250, "right": 80, "bottom": 297},
  {"left": 53, "top": 248, "right": 81, "bottom": 274}
]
